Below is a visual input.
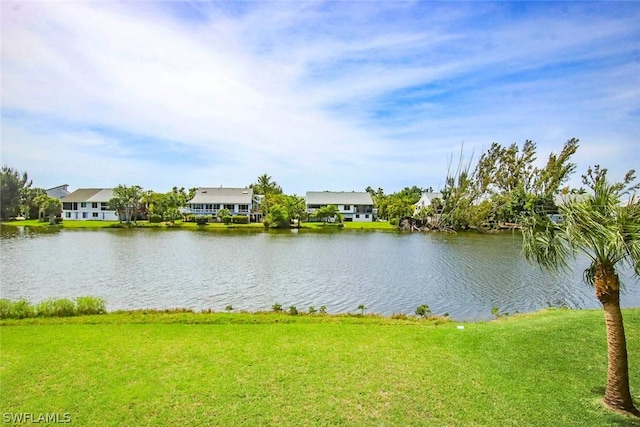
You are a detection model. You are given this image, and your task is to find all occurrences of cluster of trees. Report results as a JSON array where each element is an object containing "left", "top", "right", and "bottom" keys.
[
  {"left": 410, "top": 138, "right": 580, "bottom": 231},
  {"left": 107, "top": 185, "right": 198, "bottom": 225},
  {"left": 365, "top": 185, "right": 432, "bottom": 224},
  {"left": 0, "top": 166, "right": 62, "bottom": 224},
  {"left": 249, "top": 174, "right": 307, "bottom": 228}
]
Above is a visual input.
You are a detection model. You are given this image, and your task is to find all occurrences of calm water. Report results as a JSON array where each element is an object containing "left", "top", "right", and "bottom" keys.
[{"left": 1, "top": 225, "right": 639, "bottom": 320}]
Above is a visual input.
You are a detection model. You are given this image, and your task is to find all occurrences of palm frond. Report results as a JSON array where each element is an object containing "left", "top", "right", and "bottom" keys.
[{"left": 521, "top": 215, "right": 571, "bottom": 274}]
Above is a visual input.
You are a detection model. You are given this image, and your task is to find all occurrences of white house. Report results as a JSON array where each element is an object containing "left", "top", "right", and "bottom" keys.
[
  {"left": 305, "top": 191, "right": 375, "bottom": 222},
  {"left": 61, "top": 188, "right": 119, "bottom": 221},
  {"left": 185, "top": 187, "right": 256, "bottom": 220},
  {"left": 414, "top": 192, "right": 443, "bottom": 215}
]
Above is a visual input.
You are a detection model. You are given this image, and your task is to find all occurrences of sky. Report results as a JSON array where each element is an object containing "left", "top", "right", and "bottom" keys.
[{"left": 1, "top": 1, "right": 639, "bottom": 195}]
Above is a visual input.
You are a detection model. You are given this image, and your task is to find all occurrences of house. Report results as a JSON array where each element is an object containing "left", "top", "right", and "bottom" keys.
[
  {"left": 61, "top": 188, "right": 119, "bottom": 221},
  {"left": 306, "top": 191, "right": 375, "bottom": 222},
  {"left": 45, "top": 184, "right": 70, "bottom": 199},
  {"left": 185, "top": 187, "right": 256, "bottom": 220},
  {"left": 414, "top": 192, "right": 443, "bottom": 215}
]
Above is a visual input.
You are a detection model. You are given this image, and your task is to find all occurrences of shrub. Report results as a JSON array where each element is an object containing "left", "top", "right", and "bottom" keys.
[
  {"left": 187, "top": 215, "right": 196, "bottom": 222},
  {"left": 391, "top": 313, "right": 409, "bottom": 320},
  {"left": 415, "top": 304, "right": 431, "bottom": 318},
  {"left": 319, "top": 305, "right": 327, "bottom": 315},
  {"left": 225, "top": 305, "right": 233, "bottom": 312},
  {"left": 272, "top": 302, "right": 283, "bottom": 312},
  {"left": 149, "top": 214, "right": 163, "bottom": 223},
  {"left": 0, "top": 298, "right": 35, "bottom": 319},
  {"left": 54, "top": 217, "right": 63, "bottom": 224},
  {"left": 232, "top": 215, "right": 249, "bottom": 224},
  {"left": 390, "top": 218, "right": 399, "bottom": 226},
  {"left": 222, "top": 216, "right": 232, "bottom": 225},
  {"left": 0, "top": 299, "right": 10, "bottom": 318},
  {"left": 288, "top": 306, "right": 299, "bottom": 316},
  {"left": 195, "top": 216, "right": 209, "bottom": 225},
  {"left": 36, "top": 298, "right": 76, "bottom": 317},
  {"left": 76, "top": 296, "right": 106, "bottom": 315},
  {"left": 308, "top": 306, "right": 317, "bottom": 314},
  {"left": 357, "top": 304, "right": 367, "bottom": 315}
]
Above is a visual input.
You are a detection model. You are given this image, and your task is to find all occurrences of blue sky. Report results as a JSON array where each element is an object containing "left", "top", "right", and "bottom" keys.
[{"left": 1, "top": 1, "right": 639, "bottom": 194}]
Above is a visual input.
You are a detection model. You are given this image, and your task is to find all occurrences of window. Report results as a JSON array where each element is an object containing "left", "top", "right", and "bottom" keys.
[
  {"left": 225, "top": 204, "right": 234, "bottom": 211},
  {"left": 82, "top": 212, "right": 88, "bottom": 219},
  {"left": 101, "top": 202, "right": 108, "bottom": 211},
  {"left": 80, "top": 202, "right": 86, "bottom": 208},
  {"left": 344, "top": 205, "right": 351, "bottom": 210},
  {"left": 92, "top": 202, "right": 98, "bottom": 209},
  {"left": 65, "top": 212, "right": 71, "bottom": 218},
  {"left": 239, "top": 204, "right": 249, "bottom": 212},
  {"left": 365, "top": 214, "right": 370, "bottom": 219},
  {"left": 355, "top": 214, "right": 360, "bottom": 218},
  {"left": 92, "top": 212, "right": 99, "bottom": 218}
]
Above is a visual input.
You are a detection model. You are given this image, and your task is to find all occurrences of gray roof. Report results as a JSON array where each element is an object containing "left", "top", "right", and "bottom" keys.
[
  {"left": 554, "top": 193, "right": 589, "bottom": 205},
  {"left": 189, "top": 187, "right": 253, "bottom": 204},
  {"left": 45, "top": 184, "right": 70, "bottom": 199},
  {"left": 62, "top": 188, "right": 114, "bottom": 203},
  {"left": 305, "top": 191, "right": 373, "bottom": 206},
  {"left": 415, "top": 192, "right": 443, "bottom": 208}
]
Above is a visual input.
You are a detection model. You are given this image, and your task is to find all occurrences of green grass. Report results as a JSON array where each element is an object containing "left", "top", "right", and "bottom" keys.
[
  {"left": 2, "top": 309, "right": 639, "bottom": 426},
  {"left": 2, "top": 219, "right": 395, "bottom": 231}
]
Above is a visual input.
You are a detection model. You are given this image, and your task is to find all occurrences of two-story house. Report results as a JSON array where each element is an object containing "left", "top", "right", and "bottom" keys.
[
  {"left": 61, "top": 188, "right": 118, "bottom": 221},
  {"left": 185, "top": 187, "right": 255, "bottom": 219},
  {"left": 305, "top": 191, "right": 375, "bottom": 222}
]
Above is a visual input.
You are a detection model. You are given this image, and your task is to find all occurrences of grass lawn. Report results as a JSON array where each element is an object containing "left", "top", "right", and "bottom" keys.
[
  {"left": 1, "top": 219, "right": 395, "bottom": 231},
  {"left": 1, "top": 309, "right": 639, "bottom": 426}
]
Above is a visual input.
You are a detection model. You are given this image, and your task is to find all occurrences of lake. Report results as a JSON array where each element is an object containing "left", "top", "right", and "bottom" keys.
[{"left": 1, "top": 225, "right": 639, "bottom": 320}]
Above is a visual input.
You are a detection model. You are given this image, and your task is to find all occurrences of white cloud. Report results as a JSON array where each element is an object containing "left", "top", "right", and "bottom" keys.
[{"left": 1, "top": 1, "right": 638, "bottom": 194}]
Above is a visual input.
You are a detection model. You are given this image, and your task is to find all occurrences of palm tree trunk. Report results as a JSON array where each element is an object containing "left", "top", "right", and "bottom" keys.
[{"left": 595, "top": 266, "right": 638, "bottom": 415}]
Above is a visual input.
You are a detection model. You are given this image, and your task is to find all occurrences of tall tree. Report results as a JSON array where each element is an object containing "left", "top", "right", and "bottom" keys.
[
  {"left": 109, "top": 185, "right": 144, "bottom": 224},
  {"left": 250, "top": 174, "right": 282, "bottom": 217},
  {"left": 35, "top": 194, "right": 62, "bottom": 225},
  {"left": 0, "top": 166, "right": 32, "bottom": 219},
  {"left": 287, "top": 194, "right": 307, "bottom": 228},
  {"left": 521, "top": 165, "right": 640, "bottom": 416},
  {"left": 21, "top": 187, "right": 46, "bottom": 219},
  {"left": 250, "top": 173, "right": 282, "bottom": 196}
]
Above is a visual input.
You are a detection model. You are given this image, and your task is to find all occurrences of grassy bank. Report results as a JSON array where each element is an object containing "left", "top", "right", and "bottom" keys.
[
  {"left": 1, "top": 219, "right": 395, "bottom": 231},
  {"left": 2, "top": 309, "right": 639, "bottom": 426}
]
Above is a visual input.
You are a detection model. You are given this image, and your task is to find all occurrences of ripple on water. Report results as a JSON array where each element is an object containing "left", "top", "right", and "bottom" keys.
[{"left": 0, "top": 226, "right": 636, "bottom": 320}]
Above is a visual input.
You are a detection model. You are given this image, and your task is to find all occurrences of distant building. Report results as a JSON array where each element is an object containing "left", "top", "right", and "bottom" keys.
[
  {"left": 414, "top": 192, "right": 443, "bottom": 215},
  {"left": 305, "top": 191, "right": 375, "bottom": 222},
  {"left": 61, "top": 188, "right": 118, "bottom": 221},
  {"left": 45, "top": 184, "right": 70, "bottom": 199},
  {"left": 185, "top": 187, "right": 257, "bottom": 220}
]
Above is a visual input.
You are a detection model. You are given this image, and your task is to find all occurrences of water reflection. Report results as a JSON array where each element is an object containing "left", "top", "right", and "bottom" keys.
[{"left": 1, "top": 225, "right": 638, "bottom": 320}]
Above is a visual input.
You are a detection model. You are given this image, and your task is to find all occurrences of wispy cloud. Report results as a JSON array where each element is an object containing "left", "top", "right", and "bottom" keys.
[{"left": 1, "top": 1, "right": 638, "bottom": 193}]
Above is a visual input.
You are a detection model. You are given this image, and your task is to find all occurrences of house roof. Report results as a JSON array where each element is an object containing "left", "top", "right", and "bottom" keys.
[
  {"left": 415, "top": 192, "right": 443, "bottom": 208},
  {"left": 188, "top": 187, "right": 253, "bottom": 204},
  {"left": 88, "top": 189, "right": 115, "bottom": 202},
  {"left": 61, "top": 188, "right": 114, "bottom": 203},
  {"left": 554, "top": 193, "right": 589, "bottom": 205},
  {"left": 305, "top": 191, "right": 373, "bottom": 206},
  {"left": 45, "top": 184, "right": 70, "bottom": 199}
]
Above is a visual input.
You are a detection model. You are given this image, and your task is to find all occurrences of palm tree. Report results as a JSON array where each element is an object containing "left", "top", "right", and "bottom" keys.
[
  {"left": 251, "top": 173, "right": 282, "bottom": 196},
  {"left": 522, "top": 165, "right": 639, "bottom": 416},
  {"left": 251, "top": 174, "right": 282, "bottom": 218}
]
